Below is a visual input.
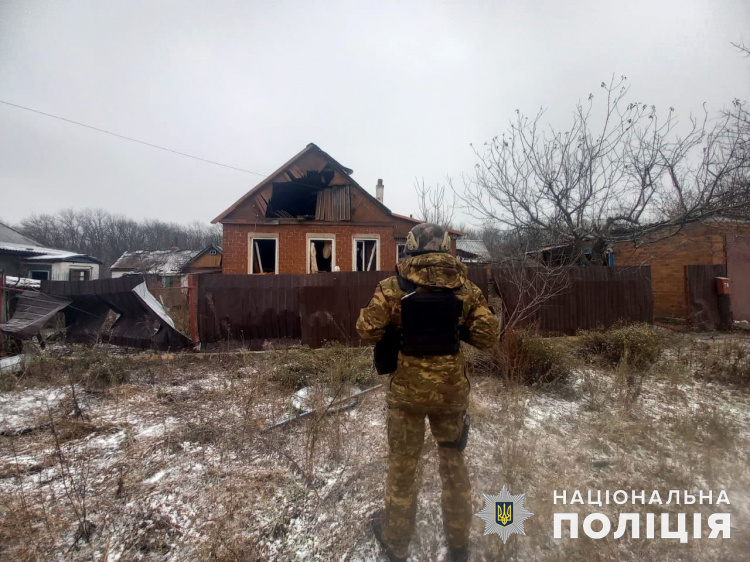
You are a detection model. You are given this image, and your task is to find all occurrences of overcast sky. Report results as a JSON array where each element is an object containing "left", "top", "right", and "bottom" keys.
[{"left": 1, "top": 0, "right": 748, "bottom": 227}]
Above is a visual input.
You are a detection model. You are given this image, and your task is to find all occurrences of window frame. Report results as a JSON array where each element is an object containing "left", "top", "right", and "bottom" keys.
[
  {"left": 248, "top": 233, "right": 280, "bottom": 274},
  {"left": 306, "top": 233, "right": 336, "bottom": 274},
  {"left": 396, "top": 243, "right": 407, "bottom": 263},
  {"left": 69, "top": 268, "right": 91, "bottom": 281},
  {"left": 352, "top": 235, "right": 381, "bottom": 272}
]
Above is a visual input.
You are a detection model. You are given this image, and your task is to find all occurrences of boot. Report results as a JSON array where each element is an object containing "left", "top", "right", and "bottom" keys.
[{"left": 370, "top": 510, "right": 407, "bottom": 562}]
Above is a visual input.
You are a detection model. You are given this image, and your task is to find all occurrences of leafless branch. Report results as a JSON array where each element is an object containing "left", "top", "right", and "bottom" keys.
[
  {"left": 458, "top": 76, "right": 750, "bottom": 260},
  {"left": 414, "top": 177, "right": 457, "bottom": 228}
]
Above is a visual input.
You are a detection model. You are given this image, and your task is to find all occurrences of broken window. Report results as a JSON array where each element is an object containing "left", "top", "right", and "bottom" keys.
[
  {"left": 69, "top": 269, "right": 90, "bottom": 281},
  {"left": 309, "top": 239, "right": 334, "bottom": 273},
  {"left": 250, "top": 238, "right": 278, "bottom": 274},
  {"left": 397, "top": 243, "right": 407, "bottom": 263},
  {"left": 354, "top": 239, "right": 379, "bottom": 271}
]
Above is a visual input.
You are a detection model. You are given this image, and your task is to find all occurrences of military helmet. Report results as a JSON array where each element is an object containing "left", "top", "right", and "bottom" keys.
[{"left": 405, "top": 223, "right": 452, "bottom": 255}]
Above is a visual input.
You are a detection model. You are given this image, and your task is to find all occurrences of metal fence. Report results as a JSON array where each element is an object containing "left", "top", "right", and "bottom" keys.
[
  {"left": 492, "top": 266, "right": 653, "bottom": 334},
  {"left": 197, "top": 265, "right": 489, "bottom": 348},
  {"left": 197, "top": 265, "right": 651, "bottom": 346},
  {"left": 685, "top": 264, "right": 726, "bottom": 330}
]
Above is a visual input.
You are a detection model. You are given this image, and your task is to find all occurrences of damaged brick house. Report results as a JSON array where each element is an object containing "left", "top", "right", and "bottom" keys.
[
  {"left": 213, "top": 143, "right": 461, "bottom": 275},
  {"left": 613, "top": 218, "right": 750, "bottom": 323}
]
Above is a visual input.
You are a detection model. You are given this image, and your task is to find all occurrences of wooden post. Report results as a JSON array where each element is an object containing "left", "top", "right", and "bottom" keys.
[
  {"left": 0, "top": 270, "right": 5, "bottom": 350},
  {"left": 188, "top": 273, "right": 199, "bottom": 346}
]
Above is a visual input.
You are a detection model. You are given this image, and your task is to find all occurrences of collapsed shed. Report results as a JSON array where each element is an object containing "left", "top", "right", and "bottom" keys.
[{"left": 0, "top": 276, "right": 191, "bottom": 350}]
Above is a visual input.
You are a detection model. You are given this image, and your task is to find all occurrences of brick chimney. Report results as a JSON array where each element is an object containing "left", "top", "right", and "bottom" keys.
[{"left": 376, "top": 179, "right": 384, "bottom": 203}]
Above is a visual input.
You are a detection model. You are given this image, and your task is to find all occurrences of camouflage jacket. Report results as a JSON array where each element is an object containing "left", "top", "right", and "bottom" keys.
[{"left": 356, "top": 253, "right": 500, "bottom": 413}]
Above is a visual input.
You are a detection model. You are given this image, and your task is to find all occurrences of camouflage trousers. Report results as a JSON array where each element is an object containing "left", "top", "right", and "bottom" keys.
[{"left": 383, "top": 407, "right": 472, "bottom": 559}]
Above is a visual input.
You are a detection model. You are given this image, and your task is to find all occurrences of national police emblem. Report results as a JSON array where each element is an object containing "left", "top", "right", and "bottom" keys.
[{"left": 476, "top": 485, "right": 533, "bottom": 543}]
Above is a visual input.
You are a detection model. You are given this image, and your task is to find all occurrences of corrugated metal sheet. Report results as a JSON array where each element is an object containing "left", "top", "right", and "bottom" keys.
[
  {"left": 42, "top": 276, "right": 191, "bottom": 350},
  {"left": 198, "top": 268, "right": 491, "bottom": 348},
  {"left": 726, "top": 234, "right": 750, "bottom": 321},
  {"left": 492, "top": 266, "right": 653, "bottom": 334},
  {"left": 0, "top": 291, "right": 70, "bottom": 339},
  {"left": 0, "top": 222, "right": 40, "bottom": 246},
  {"left": 457, "top": 240, "right": 491, "bottom": 261}
]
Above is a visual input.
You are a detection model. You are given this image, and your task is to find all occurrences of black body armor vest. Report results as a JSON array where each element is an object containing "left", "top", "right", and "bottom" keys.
[{"left": 398, "top": 275, "right": 463, "bottom": 357}]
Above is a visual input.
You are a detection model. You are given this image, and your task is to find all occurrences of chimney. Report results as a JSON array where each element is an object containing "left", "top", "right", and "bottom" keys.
[{"left": 376, "top": 179, "right": 384, "bottom": 203}]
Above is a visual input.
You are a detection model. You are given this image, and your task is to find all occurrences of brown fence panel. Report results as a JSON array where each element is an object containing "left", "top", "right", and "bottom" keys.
[
  {"left": 685, "top": 264, "right": 726, "bottom": 330},
  {"left": 726, "top": 233, "right": 750, "bottom": 322},
  {"left": 299, "top": 271, "right": 392, "bottom": 347},
  {"left": 466, "top": 264, "right": 490, "bottom": 299},
  {"left": 198, "top": 266, "right": 491, "bottom": 348},
  {"left": 198, "top": 271, "right": 392, "bottom": 347},
  {"left": 492, "top": 266, "right": 653, "bottom": 334},
  {"left": 198, "top": 274, "right": 301, "bottom": 344}
]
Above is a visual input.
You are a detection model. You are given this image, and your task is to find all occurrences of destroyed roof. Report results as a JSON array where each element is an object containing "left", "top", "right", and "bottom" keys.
[
  {"left": 456, "top": 239, "right": 491, "bottom": 260},
  {"left": 212, "top": 143, "right": 391, "bottom": 224},
  {"left": 110, "top": 248, "right": 201, "bottom": 275}
]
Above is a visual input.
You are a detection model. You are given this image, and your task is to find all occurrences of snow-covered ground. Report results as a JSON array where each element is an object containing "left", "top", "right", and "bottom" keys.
[{"left": 1, "top": 336, "right": 749, "bottom": 561}]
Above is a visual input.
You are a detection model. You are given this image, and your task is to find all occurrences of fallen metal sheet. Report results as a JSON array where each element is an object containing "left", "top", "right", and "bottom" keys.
[
  {"left": 63, "top": 301, "right": 111, "bottom": 344},
  {"left": 0, "top": 355, "right": 23, "bottom": 375},
  {"left": 0, "top": 291, "right": 71, "bottom": 339},
  {"left": 40, "top": 276, "right": 191, "bottom": 351}
]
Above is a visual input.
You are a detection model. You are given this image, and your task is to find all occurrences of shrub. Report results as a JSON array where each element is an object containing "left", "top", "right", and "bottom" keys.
[
  {"left": 267, "top": 344, "right": 378, "bottom": 390},
  {"left": 578, "top": 323, "right": 662, "bottom": 370},
  {"left": 695, "top": 337, "right": 750, "bottom": 386},
  {"left": 468, "top": 329, "right": 573, "bottom": 386}
]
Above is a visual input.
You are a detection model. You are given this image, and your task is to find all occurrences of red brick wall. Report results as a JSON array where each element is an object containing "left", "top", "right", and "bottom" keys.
[
  {"left": 612, "top": 223, "right": 750, "bottom": 320},
  {"left": 223, "top": 223, "right": 403, "bottom": 275}
]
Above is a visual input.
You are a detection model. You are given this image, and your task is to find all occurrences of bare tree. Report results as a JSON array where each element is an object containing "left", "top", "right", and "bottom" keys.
[
  {"left": 17, "top": 209, "right": 222, "bottom": 275},
  {"left": 459, "top": 76, "right": 750, "bottom": 262},
  {"left": 414, "top": 177, "right": 457, "bottom": 228}
]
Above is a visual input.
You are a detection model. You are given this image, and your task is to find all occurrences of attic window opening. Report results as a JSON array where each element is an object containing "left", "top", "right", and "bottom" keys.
[
  {"left": 209, "top": 249, "right": 217, "bottom": 255},
  {"left": 264, "top": 167, "right": 351, "bottom": 221},
  {"left": 250, "top": 238, "right": 278, "bottom": 274},
  {"left": 266, "top": 182, "right": 319, "bottom": 219}
]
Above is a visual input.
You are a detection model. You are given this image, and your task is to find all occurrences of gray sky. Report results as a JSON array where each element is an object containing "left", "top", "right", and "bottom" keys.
[{"left": 1, "top": 0, "right": 748, "bottom": 227}]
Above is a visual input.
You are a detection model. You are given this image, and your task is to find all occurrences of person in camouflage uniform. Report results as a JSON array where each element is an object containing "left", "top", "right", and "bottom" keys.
[{"left": 357, "top": 223, "right": 500, "bottom": 562}]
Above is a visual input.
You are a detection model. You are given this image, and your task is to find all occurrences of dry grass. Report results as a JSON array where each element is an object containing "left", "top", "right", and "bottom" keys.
[{"left": 0, "top": 333, "right": 748, "bottom": 561}]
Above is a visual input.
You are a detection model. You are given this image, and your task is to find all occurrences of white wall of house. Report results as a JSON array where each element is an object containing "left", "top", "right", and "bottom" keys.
[{"left": 48, "top": 262, "right": 100, "bottom": 281}]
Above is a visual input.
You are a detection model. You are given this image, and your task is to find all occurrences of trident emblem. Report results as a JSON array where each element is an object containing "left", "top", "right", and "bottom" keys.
[{"left": 496, "top": 502, "right": 513, "bottom": 526}]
